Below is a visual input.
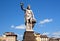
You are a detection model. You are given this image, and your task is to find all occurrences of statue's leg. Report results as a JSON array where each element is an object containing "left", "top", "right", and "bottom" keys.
[
  {"left": 28, "top": 19, "right": 32, "bottom": 30},
  {"left": 30, "top": 18, "right": 33, "bottom": 30},
  {"left": 26, "top": 19, "right": 31, "bottom": 30},
  {"left": 26, "top": 19, "right": 29, "bottom": 30}
]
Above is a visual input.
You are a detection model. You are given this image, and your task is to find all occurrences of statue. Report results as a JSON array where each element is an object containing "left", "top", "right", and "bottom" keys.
[{"left": 20, "top": 2, "right": 36, "bottom": 31}]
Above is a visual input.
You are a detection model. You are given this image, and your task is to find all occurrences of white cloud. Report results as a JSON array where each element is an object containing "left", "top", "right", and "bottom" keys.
[
  {"left": 42, "top": 32, "right": 50, "bottom": 35},
  {"left": 20, "top": 35, "right": 23, "bottom": 37},
  {"left": 52, "top": 31, "right": 60, "bottom": 38},
  {"left": 17, "top": 33, "right": 23, "bottom": 38},
  {"left": 45, "top": 31, "right": 60, "bottom": 38},
  {"left": 11, "top": 25, "right": 15, "bottom": 28},
  {"left": 18, "top": 40, "right": 21, "bottom": 41},
  {"left": 15, "top": 24, "right": 26, "bottom": 29},
  {"left": 42, "top": 31, "right": 60, "bottom": 38},
  {"left": 15, "top": 33, "right": 23, "bottom": 41},
  {"left": 52, "top": 31, "right": 60, "bottom": 35},
  {"left": 40, "top": 18, "right": 53, "bottom": 24},
  {"left": 11, "top": 24, "right": 26, "bottom": 29}
]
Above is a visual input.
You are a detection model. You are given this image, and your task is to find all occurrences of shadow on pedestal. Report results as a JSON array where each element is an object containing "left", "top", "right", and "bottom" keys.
[{"left": 22, "top": 31, "right": 36, "bottom": 41}]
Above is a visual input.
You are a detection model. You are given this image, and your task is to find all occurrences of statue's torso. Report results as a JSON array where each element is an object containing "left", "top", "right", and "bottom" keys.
[{"left": 25, "top": 9, "right": 32, "bottom": 19}]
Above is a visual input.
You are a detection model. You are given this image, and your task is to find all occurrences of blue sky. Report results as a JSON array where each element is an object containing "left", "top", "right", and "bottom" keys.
[{"left": 0, "top": 0, "right": 60, "bottom": 40}]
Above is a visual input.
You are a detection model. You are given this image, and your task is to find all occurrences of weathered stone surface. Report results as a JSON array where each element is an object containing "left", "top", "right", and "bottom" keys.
[{"left": 22, "top": 31, "right": 36, "bottom": 41}]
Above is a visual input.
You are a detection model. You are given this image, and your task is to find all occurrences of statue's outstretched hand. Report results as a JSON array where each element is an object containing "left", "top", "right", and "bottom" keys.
[{"left": 20, "top": 2, "right": 24, "bottom": 6}]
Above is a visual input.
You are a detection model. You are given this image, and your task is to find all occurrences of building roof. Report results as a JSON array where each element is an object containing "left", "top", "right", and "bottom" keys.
[
  {"left": 3, "top": 32, "right": 17, "bottom": 37},
  {"left": 40, "top": 35, "right": 48, "bottom": 38}
]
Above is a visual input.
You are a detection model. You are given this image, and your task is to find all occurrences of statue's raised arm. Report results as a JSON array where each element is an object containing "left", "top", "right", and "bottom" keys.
[{"left": 20, "top": 2, "right": 26, "bottom": 11}]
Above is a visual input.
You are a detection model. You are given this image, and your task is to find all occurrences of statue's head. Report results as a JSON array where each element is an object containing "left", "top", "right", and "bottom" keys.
[{"left": 27, "top": 5, "right": 30, "bottom": 10}]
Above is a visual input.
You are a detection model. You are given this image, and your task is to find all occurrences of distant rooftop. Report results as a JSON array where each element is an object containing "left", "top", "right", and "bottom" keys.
[
  {"left": 3, "top": 32, "right": 17, "bottom": 37},
  {"left": 40, "top": 35, "right": 48, "bottom": 38}
]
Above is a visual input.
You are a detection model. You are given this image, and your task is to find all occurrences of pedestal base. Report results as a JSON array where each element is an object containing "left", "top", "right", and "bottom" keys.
[{"left": 22, "top": 31, "right": 36, "bottom": 41}]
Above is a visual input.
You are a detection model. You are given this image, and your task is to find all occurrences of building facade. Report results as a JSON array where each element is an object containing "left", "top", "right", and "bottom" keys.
[
  {"left": 34, "top": 33, "right": 40, "bottom": 41},
  {"left": 0, "top": 32, "right": 17, "bottom": 41},
  {"left": 0, "top": 32, "right": 60, "bottom": 41},
  {"left": 49, "top": 38, "right": 60, "bottom": 41},
  {"left": 40, "top": 35, "right": 49, "bottom": 41},
  {"left": 34, "top": 33, "right": 49, "bottom": 41}
]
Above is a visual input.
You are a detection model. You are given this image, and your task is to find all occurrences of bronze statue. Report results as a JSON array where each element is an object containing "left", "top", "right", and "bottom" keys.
[{"left": 20, "top": 2, "right": 36, "bottom": 31}]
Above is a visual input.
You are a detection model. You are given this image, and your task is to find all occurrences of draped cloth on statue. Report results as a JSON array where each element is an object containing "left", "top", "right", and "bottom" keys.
[
  {"left": 25, "top": 9, "right": 36, "bottom": 30},
  {"left": 20, "top": 2, "right": 36, "bottom": 31}
]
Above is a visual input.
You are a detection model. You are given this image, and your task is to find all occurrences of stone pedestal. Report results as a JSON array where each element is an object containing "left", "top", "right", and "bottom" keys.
[{"left": 22, "top": 31, "right": 36, "bottom": 41}]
